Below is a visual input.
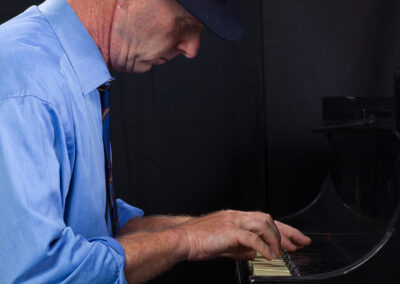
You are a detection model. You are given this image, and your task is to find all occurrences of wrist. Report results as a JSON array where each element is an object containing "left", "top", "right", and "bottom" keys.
[{"left": 169, "top": 226, "right": 190, "bottom": 262}]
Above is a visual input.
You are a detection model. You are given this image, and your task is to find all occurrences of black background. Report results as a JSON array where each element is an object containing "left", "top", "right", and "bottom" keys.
[{"left": 2, "top": 0, "right": 400, "bottom": 283}]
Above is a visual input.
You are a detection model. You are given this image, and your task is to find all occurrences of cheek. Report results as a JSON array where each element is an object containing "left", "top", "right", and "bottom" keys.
[
  {"left": 109, "top": 7, "right": 129, "bottom": 69},
  {"left": 157, "top": 29, "right": 182, "bottom": 53},
  {"left": 109, "top": 36, "right": 128, "bottom": 71}
]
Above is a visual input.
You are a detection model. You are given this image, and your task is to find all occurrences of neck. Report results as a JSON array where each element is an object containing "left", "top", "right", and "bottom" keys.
[{"left": 66, "top": 0, "right": 117, "bottom": 66}]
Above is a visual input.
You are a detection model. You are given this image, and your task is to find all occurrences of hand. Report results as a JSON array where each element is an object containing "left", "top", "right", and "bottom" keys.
[
  {"left": 174, "top": 210, "right": 282, "bottom": 261},
  {"left": 274, "top": 220, "right": 311, "bottom": 252}
]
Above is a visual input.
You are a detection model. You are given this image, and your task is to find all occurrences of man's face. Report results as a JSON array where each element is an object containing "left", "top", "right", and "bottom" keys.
[{"left": 110, "top": 0, "right": 204, "bottom": 73}]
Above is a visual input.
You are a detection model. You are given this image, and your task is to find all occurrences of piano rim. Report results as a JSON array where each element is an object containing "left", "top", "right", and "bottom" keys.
[
  {"left": 241, "top": 209, "right": 398, "bottom": 282},
  {"left": 240, "top": 95, "right": 400, "bottom": 283}
]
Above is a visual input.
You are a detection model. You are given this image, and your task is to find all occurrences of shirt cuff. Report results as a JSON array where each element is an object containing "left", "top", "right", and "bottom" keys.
[
  {"left": 117, "top": 199, "right": 144, "bottom": 228},
  {"left": 89, "top": 236, "right": 128, "bottom": 283}
]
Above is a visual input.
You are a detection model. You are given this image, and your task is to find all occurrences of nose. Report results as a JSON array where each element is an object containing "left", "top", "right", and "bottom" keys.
[{"left": 176, "top": 31, "right": 201, "bottom": 59}]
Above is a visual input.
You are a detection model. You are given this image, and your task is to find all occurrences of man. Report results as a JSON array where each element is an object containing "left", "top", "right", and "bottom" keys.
[{"left": 0, "top": 0, "right": 311, "bottom": 283}]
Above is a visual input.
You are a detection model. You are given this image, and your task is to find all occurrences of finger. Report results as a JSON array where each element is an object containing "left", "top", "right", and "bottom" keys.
[
  {"left": 280, "top": 235, "right": 298, "bottom": 252},
  {"left": 290, "top": 230, "right": 312, "bottom": 247},
  {"left": 254, "top": 228, "right": 282, "bottom": 257},
  {"left": 275, "top": 221, "right": 311, "bottom": 247},
  {"left": 237, "top": 230, "right": 276, "bottom": 260},
  {"left": 254, "top": 212, "right": 281, "bottom": 241},
  {"left": 240, "top": 213, "right": 281, "bottom": 256}
]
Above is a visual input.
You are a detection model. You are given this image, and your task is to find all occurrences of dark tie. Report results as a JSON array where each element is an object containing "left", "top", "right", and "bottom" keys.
[{"left": 98, "top": 82, "right": 120, "bottom": 237}]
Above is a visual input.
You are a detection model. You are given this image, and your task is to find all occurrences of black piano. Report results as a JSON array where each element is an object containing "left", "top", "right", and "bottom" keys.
[{"left": 236, "top": 71, "right": 400, "bottom": 283}]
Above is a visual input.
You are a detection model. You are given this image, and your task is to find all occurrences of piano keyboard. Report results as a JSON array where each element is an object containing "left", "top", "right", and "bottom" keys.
[
  {"left": 249, "top": 252, "right": 296, "bottom": 277},
  {"left": 245, "top": 233, "right": 382, "bottom": 279}
]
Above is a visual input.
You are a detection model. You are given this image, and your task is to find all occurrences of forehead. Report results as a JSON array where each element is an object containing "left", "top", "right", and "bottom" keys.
[{"left": 175, "top": 7, "right": 203, "bottom": 29}]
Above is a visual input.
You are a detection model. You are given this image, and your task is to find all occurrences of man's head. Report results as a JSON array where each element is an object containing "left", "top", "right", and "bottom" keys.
[
  {"left": 110, "top": 0, "right": 204, "bottom": 73},
  {"left": 109, "top": 0, "right": 243, "bottom": 73},
  {"left": 69, "top": 0, "right": 243, "bottom": 73}
]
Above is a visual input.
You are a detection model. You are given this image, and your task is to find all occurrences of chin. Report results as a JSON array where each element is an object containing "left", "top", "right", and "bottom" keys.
[
  {"left": 132, "top": 63, "right": 153, "bottom": 74},
  {"left": 110, "top": 59, "right": 153, "bottom": 73},
  {"left": 109, "top": 62, "right": 128, "bottom": 73}
]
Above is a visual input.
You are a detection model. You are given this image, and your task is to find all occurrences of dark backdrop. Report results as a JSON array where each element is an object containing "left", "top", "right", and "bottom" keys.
[
  {"left": 2, "top": 0, "right": 400, "bottom": 283},
  {"left": 111, "top": 1, "right": 266, "bottom": 217},
  {"left": 110, "top": 1, "right": 265, "bottom": 282},
  {"left": 263, "top": 0, "right": 400, "bottom": 217}
]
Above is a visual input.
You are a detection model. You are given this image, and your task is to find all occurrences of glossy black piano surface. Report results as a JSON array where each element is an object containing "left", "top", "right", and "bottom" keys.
[{"left": 236, "top": 92, "right": 400, "bottom": 283}]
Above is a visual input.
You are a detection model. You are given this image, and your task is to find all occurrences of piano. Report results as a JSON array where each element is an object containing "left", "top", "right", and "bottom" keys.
[{"left": 236, "top": 70, "right": 400, "bottom": 284}]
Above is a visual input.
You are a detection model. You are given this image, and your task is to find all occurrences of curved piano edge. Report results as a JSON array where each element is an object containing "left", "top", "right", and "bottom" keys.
[
  {"left": 277, "top": 175, "right": 390, "bottom": 224},
  {"left": 276, "top": 175, "right": 389, "bottom": 235},
  {"left": 238, "top": 161, "right": 400, "bottom": 284},
  {"left": 245, "top": 228, "right": 396, "bottom": 283}
]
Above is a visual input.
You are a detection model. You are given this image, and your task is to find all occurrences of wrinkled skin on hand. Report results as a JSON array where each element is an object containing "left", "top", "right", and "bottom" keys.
[{"left": 174, "top": 210, "right": 311, "bottom": 262}]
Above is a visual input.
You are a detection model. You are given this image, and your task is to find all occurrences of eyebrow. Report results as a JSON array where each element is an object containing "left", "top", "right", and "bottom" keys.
[{"left": 183, "top": 16, "right": 203, "bottom": 29}]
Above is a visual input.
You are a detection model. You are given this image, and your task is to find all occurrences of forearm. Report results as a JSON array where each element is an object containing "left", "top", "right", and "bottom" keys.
[
  {"left": 120, "top": 215, "right": 193, "bottom": 235},
  {"left": 118, "top": 227, "right": 188, "bottom": 284}
]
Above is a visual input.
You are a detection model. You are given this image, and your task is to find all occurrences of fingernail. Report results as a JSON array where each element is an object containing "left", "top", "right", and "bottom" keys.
[{"left": 271, "top": 253, "right": 276, "bottom": 258}]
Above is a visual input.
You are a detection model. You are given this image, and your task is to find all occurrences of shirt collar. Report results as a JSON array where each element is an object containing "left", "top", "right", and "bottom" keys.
[{"left": 39, "top": 0, "right": 113, "bottom": 95}]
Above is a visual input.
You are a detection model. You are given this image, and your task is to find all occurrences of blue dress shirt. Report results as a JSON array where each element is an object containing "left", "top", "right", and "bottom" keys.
[{"left": 0, "top": 0, "right": 144, "bottom": 282}]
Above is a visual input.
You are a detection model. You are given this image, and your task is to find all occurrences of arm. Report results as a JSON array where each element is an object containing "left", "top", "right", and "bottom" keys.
[
  {"left": 120, "top": 215, "right": 193, "bottom": 234},
  {"left": 117, "top": 227, "right": 187, "bottom": 283},
  {"left": 117, "top": 198, "right": 192, "bottom": 235},
  {"left": 0, "top": 96, "right": 128, "bottom": 283},
  {"left": 119, "top": 210, "right": 280, "bottom": 283},
  {"left": 118, "top": 212, "right": 311, "bottom": 284}
]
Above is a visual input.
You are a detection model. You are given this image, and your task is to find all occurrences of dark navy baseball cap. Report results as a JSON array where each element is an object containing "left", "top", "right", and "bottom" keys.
[{"left": 176, "top": 0, "right": 244, "bottom": 41}]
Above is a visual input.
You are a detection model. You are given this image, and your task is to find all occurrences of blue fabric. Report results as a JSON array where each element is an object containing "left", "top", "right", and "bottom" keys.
[
  {"left": 0, "top": 0, "right": 144, "bottom": 282},
  {"left": 100, "top": 83, "right": 121, "bottom": 237}
]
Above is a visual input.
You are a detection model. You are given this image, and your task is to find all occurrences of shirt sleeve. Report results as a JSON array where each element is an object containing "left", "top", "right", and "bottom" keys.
[
  {"left": 0, "top": 95, "right": 127, "bottom": 284},
  {"left": 117, "top": 199, "right": 145, "bottom": 228}
]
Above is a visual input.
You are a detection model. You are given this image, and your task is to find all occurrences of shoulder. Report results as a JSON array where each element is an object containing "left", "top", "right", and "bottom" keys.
[{"left": 0, "top": 6, "right": 68, "bottom": 104}]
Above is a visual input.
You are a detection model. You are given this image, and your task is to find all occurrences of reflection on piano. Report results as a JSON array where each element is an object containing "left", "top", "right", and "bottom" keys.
[{"left": 236, "top": 71, "right": 400, "bottom": 284}]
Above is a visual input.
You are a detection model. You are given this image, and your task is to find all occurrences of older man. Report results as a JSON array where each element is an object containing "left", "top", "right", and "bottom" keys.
[{"left": 0, "top": 0, "right": 311, "bottom": 283}]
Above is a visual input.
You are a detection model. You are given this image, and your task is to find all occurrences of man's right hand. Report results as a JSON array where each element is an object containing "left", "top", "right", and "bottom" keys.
[
  {"left": 174, "top": 210, "right": 282, "bottom": 261},
  {"left": 119, "top": 210, "right": 310, "bottom": 283}
]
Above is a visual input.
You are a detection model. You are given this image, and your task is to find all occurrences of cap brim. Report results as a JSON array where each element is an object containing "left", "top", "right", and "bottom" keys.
[{"left": 177, "top": 0, "right": 244, "bottom": 42}]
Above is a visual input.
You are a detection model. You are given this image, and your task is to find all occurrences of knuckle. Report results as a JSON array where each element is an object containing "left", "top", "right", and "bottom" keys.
[
  {"left": 264, "top": 213, "right": 273, "bottom": 222},
  {"left": 246, "top": 231, "right": 257, "bottom": 241}
]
